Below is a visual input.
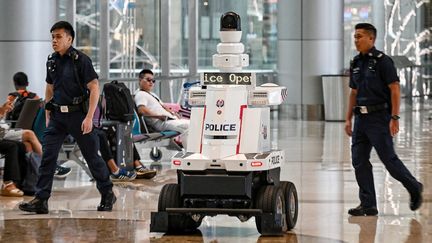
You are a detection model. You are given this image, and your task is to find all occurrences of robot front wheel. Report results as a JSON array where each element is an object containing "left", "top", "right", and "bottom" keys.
[
  {"left": 158, "top": 183, "right": 202, "bottom": 233},
  {"left": 254, "top": 182, "right": 298, "bottom": 234},
  {"left": 156, "top": 181, "right": 298, "bottom": 235},
  {"left": 279, "top": 181, "right": 298, "bottom": 230}
]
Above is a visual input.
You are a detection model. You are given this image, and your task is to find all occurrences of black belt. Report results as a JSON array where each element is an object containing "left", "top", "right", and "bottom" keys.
[
  {"left": 52, "top": 103, "right": 82, "bottom": 113},
  {"left": 353, "top": 103, "right": 388, "bottom": 115}
]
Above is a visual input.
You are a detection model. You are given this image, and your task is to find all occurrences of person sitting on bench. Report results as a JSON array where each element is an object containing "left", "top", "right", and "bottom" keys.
[
  {"left": 134, "top": 69, "right": 189, "bottom": 147},
  {"left": 4, "top": 72, "right": 71, "bottom": 178},
  {"left": 1, "top": 101, "right": 28, "bottom": 196},
  {"left": 95, "top": 129, "right": 156, "bottom": 181}
]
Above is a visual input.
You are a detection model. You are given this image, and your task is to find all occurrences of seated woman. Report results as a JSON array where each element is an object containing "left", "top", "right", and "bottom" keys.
[
  {"left": 95, "top": 129, "right": 156, "bottom": 181},
  {"left": 1, "top": 98, "right": 71, "bottom": 178},
  {"left": 0, "top": 139, "right": 27, "bottom": 197},
  {"left": 1, "top": 101, "right": 25, "bottom": 196}
]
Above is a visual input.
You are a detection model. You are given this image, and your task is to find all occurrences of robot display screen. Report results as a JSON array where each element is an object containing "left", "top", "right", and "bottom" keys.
[{"left": 202, "top": 72, "right": 253, "bottom": 85}]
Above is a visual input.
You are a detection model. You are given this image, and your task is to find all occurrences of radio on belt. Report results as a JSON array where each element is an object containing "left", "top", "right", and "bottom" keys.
[{"left": 150, "top": 11, "right": 298, "bottom": 236}]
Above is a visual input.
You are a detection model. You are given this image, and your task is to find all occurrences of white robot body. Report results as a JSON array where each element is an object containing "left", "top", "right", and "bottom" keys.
[
  {"left": 152, "top": 11, "right": 298, "bottom": 235},
  {"left": 173, "top": 74, "right": 287, "bottom": 171}
]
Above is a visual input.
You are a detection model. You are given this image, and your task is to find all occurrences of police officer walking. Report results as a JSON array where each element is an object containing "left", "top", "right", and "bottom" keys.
[
  {"left": 19, "top": 21, "right": 115, "bottom": 213},
  {"left": 345, "top": 23, "right": 423, "bottom": 216}
]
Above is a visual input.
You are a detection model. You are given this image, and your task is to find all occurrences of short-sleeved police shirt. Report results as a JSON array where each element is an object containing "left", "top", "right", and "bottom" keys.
[
  {"left": 46, "top": 47, "right": 98, "bottom": 105},
  {"left": 349, "top": 47, "right": 399, "bottom": 106}
]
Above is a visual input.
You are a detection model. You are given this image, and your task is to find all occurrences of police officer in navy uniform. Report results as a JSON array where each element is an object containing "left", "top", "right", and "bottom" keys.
[
  {"left": 345, "top": 23, "right": 423, "bottom": 216},
  {"left": 19, "top": 21, "right": 115, "bottom": 214}
]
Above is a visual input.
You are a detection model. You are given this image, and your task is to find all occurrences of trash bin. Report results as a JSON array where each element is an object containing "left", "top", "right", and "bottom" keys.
[{"left": 321, "top": 75, "right": 350, "bottom": 121}]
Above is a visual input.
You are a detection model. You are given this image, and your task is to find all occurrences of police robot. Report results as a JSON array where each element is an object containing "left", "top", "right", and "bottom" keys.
[{"left": 150, "top": 11, "right": 298, "bottom": 235}]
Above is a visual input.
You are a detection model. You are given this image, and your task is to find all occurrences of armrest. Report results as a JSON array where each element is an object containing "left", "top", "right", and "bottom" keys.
[
  {"left": 3, "top": 120, "right": 17, "bottom": 125},
  {"left": 142, "top": 115, "right": 170, "bottom": 121},
  {"left": 101, "top": 120, "right": 122, "bottom": 126}
]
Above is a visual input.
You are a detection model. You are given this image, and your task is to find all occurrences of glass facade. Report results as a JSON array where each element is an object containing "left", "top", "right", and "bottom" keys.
[
  {"left": 344, "top": 0, "right": 432, "bottom": 97},
  {"left": 76, "top": 0, "right": 100, "bottom": 69},
  {"left": 194, "top": 0, "right": 278, "bottom": 71},
  {"left": 67, "top": 1, "right": 430, "bottom": 96},
  {"left": 72, "top": 0, "right": 278, "bottom": 79}
]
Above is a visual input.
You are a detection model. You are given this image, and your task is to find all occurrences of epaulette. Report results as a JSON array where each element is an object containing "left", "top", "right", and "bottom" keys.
[
  {"left": 350, "top": 55, "right": 360, "bottom": 68},
  {"left": 368, "top": 49, "right": 384, "bottom": 59},
  {"left": 48, "top": 52, "right": 57, "bottom": 60},
  {"left": 68, "top": 49, "right": 79, "bottom": 61}
]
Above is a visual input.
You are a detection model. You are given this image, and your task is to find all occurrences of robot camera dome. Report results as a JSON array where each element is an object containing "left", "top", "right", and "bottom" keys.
[
  {"left": 220, "top": 11, "right": 241, "bottom": 31},
  {"left": 219, "top": 11, "right": 242, "bottom": 43}
]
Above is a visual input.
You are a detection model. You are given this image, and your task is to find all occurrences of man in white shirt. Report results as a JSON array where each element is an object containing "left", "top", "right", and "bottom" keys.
[{"left": 134, "top": 69, "right": 189, "bottom": 147}]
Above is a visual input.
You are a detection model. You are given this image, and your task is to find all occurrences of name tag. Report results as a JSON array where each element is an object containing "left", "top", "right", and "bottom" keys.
[{"left": 60, "top": 106, "right": 69, "bottom": 113}]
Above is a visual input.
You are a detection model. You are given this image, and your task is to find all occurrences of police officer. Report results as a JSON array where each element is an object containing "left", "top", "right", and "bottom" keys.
[
  {"left": 19, "top": 21, "right": 115, "bottom": 213},
  {"left": 345, "top": 23, "right": 423, "bottom": 216}
]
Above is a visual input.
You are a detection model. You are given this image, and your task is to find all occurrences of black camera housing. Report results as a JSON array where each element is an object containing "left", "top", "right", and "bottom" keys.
[{"left": 220, "top": 11, "right": 241, "bottom": 31}]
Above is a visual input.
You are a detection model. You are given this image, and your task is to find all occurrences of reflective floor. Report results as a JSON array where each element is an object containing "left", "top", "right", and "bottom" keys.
[{"left": 0, "top": 98, "right": 431, "bottom": 242}]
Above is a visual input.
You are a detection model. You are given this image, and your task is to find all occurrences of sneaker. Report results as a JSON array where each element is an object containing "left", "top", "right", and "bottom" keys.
[
  {"left": 110, "top": 168, "right": 137, "bottom": 181},
  {"left": 54, "top": 165, "right": 72, "bottom": 179},
  {"left": 1, "top": 181, "right": 24, "bottom": 197},
  {"left": 348, "top": 205, "right": 378, "bottom": 216},
  {"left": 135, "top": 166, "right": 157, "bottom": 179}
]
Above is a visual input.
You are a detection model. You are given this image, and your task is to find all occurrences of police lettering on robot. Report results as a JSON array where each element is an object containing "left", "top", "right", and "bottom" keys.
[{"left": 204, "top": 123, "right": 236, "bottom": 132}]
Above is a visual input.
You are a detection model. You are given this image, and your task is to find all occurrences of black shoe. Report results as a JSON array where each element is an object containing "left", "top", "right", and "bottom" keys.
[
  {"left": 410, "top": 183, "right": 423, "bottom": 211},
  {"left": 348, "top": 205, "right": 378, "bottom": 216},
  {"left": 19, "top": 198, "right": 49, "bottom": 214},
  {"left": 97, "top": 191, "right": 117, "bottom": 211}
]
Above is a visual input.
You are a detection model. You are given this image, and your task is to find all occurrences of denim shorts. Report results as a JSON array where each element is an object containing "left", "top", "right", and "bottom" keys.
[{"left": 3, "top": 128, "right": 23, "bottom": 142}]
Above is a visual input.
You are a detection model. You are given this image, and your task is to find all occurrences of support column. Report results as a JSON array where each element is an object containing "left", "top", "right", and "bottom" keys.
[
  {"left": 277, "top": 0, "right": 343, "bottom": 120},
  {"left": 160, "top": 0, "right": 171, "bottom": 101},
  {"left": 65, "top": 0, "right": 76, "bottom": 31},
  {"left": 188, "top": 0, "right": 198, "bottom": 77},
  {"left": 0, "top": 0, "right": 57, "bottom": 99},
  {"left": 372, "top": 0, "right": 385, "bottom": 50},
  {"left": 100, "top": 0, "right": 110, "bottom": 83}
]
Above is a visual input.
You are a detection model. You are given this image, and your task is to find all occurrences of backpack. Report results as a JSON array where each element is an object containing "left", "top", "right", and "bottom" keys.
[
  {"left": 6, "top": 91, "right": 37, "bottom": 122},
  {"left": 103, "top": 80, "right": 135, "bottom": 122},
  {"left": 21, "top": 152, "right": 41, "bottom": 196}
]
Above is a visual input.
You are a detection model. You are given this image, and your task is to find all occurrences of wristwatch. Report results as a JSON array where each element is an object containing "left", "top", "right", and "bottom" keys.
[{"left": 391, "top": 114, "right": 400, "bottom": 120}]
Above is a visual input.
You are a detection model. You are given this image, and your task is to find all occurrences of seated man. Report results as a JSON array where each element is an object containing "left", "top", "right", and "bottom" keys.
[
  {"left": 134, "top": 69, "right": 189, "bottom": 147},
  {"left": 4, "top": 72, "right": 71, "bottom": 178}
]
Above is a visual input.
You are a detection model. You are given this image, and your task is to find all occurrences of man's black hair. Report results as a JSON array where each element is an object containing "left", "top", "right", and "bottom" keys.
[
  {"left": 13, "top": 72, "right": 28, "bottom": 87},
  {"left": 355, "top": 23, "right": 377, "bottom": 38},
  {"left": 139, "top": 69, "right": 154, "bottom": 79},
  {"left": 50, "top": 21, "right": 75, "bottom": 41}
]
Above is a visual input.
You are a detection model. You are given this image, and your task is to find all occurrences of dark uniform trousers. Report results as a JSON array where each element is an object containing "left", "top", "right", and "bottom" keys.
[
  {"left": 36, "top": 110, "right": 112, "bottom": 199},
  {"left": 352, "top": 111, "right": 420, "bottom": 207}
]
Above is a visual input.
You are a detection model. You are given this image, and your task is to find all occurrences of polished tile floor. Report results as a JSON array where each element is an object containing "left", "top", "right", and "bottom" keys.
[{"left": 0, "top": 98, "right": 431, "bottom": 242}]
